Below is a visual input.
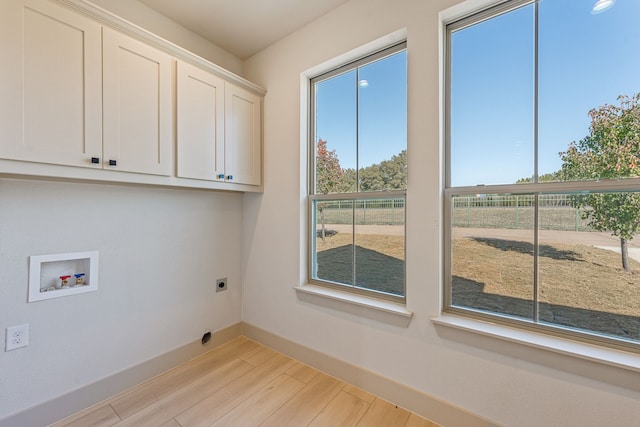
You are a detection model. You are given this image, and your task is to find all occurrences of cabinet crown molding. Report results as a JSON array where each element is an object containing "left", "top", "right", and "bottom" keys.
[{"left": 58, "top": 0, "right": 266, "bottom": 97}]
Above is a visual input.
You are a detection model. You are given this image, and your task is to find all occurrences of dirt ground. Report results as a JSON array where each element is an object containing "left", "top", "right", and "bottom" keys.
[
  {"left": 453, "top": 227, "right": 640, "bottom": 247},
  {"left": 453, "top": 227, "right": 640, "bottom": 262},
  {"left": 320, "top": 223, "right": 405, "bottom": 236},
  {"left": 322, "top": 223, "right": 640, "bottom": 244},
  {"left": 451, "top": 236, "right": 640, "bottom": 340},
  {"left": 315, "top": 224, "right": 640, "bottom": 340}
]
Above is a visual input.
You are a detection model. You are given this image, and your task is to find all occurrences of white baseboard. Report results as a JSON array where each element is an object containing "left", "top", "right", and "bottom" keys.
[
  {"left": 0, "top": 322, "right": 242, "bottom": 427},
  {"left": 2, "top": 321, "right": 497, "bottom": 427},
  {"left": 242, "top": 322, "right": 500, "bottom": 427}
]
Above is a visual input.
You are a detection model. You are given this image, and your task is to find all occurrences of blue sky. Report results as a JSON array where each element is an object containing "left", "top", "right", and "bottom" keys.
[
  {"left": 314, "top": 50, "right": 407, "bottom": 170},
  {"left": 450, "top": 0, "right": 640, "bottom": 186},
  {"left": 314, "top": 0, "right": 639, "bottom": 187}
]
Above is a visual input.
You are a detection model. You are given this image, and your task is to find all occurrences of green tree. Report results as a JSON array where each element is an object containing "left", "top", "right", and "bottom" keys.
[
  {"left": 358, "top": 150, "right": 407, "bottom": 191},
  {"left": 342, "top": 168, "right": 357, "bottom": 192},
  {"left": 516, "top": 172, "right": 557, "bottom": 183},
  {"left": 559, "top": 94, "right": 640, "bottom": 272},
  {"left": 315, "top": 139, "right": 348, "bottom": 240},
  {"left": 316, "top": 143, "right": 407, "bottom": 193},
  {"left": 316, "top": 139, "right": 344, "bottom": 194}
]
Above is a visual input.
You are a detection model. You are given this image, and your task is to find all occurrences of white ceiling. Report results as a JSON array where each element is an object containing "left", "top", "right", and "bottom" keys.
[{"left": 138, "top": 0, "right": 350, "bottom": 59}]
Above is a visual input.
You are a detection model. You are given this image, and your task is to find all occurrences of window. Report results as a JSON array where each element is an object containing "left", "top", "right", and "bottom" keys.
[
  {"left": 445, "top": 0, "right": 640, "bottom": 349},
  {"left": 309, "top": 42, "right": 407, "bottom": 301}
]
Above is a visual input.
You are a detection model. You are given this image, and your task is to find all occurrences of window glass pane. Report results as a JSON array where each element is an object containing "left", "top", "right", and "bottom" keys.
[
  {"left": 354, "top": 198, "right": 405, "bottom": 296},
  {"left": 538, "top": 192, "right": 640, "bottom": 341},
  {"left": 446, "top": 0, "right": 640, "bottom": 347},
  {"left": 538, "top": 0, "right": 640, "bottom": 182},
  {"left": 311, "top": 44, "right": 406, "bottom": 300},
  {"left": 313, "top": 199, "right": 354, "bottom": 285},
  {"left": 449, "top": 4, "right": 534, "bottom": 187},
  {"left": 314, "top": 71, "right": 357, "bottom": 194},
  {"left": 451, "top": 194, "right": 534, "bottom": 320},
  {"left": 358, "top": 52, "right": 407, "bottom": 191}
]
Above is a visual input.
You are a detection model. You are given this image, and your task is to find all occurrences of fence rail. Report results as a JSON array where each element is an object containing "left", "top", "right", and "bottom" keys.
[
  {"left": 316, "top": 195, "right": 595, "bottom": 231},
  {"left": 317, "top": 198, "right": 405, "bottom": 225},
  {"left": 452, "top": 194, "right": 594, "bottom": 231}
]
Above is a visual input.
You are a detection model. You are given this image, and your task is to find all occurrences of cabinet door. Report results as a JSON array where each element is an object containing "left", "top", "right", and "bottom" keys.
[
  {"left": 225, "top": 83, "right": 262, "bottom": 186},
  {"left": 0, "top": 0, "right": 102, "bottom": 167},
  {"left": 102, "top": 28, "right": 172, "bottom": 176},
  {"left": 176, "top": 61, "right": 225, "bottom": 181}
]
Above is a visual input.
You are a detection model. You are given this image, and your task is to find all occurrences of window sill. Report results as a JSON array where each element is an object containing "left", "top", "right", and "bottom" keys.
[
  {"left": 295, "top": 284, "right": 413, "bottom": 327},
  {"left": 432, "top": 314, "right": 640, "bottom": 373}
]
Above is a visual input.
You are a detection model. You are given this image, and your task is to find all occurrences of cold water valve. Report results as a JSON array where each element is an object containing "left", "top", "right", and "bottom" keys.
[{"left": 74, "top": 273, "right": 86, "bottom": 286}]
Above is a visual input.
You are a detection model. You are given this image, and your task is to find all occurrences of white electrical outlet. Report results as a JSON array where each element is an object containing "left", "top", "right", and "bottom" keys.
[{"left": 5, "top": 324, "right": 29, "bottom": 351}]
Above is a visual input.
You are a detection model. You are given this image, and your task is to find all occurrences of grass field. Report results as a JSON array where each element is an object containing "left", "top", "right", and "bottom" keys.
[
  {"left": 315, "top": 232, "right": 404, "bottom": 296},
  {"left": 453, "top": 236, "right": 640, "bottom": 340},
  {"left": 315, "top": 228, "right": 640, "bottom": 340},
  {"left": 452, "top": 206, "right": 594, "bottom": 231}
]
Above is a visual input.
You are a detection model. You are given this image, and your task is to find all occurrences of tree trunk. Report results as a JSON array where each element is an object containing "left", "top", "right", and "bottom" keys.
[
  {"left": 621, "top": 238, "right": 630, "bottom": 272},
  {"left": 319, "top": 205, "right": 326, "bottom": 241}
]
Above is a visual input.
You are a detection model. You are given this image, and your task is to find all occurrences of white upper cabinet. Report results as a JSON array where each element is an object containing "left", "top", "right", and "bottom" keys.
[
  {"left": 177, "top": 62, "right": 262, "bottom": 186},
  {"left": 0, "top": 0, "right": 102, "bottom": 167},
  {"left": 103, "top": 28, "right": 173, "bottom": 176},
  {"left": 225, "top": 83, "right": 262, "bottom": 186},
  {"left": 176, "top": 61, "right": 225, "bottom": 181},
  {"left": 0, "top": 0, "right": 263, "bottom": 191}
]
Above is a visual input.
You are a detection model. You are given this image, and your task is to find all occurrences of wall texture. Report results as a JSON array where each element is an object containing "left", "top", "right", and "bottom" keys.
[
  {"left": 0, "top": 0, "right": 242, "bottom": 420},
  {"left": 88, "top": 0, "right": 244, "bottom": 76},
  {"left": 0, "top": 179, "right": 243, "bottom": 419},
  {"left": 0, "top": 2, "right": 246, "bottom": 420},
  {"left": 241, "top": 0, "right": 640, "bottom": 426}
]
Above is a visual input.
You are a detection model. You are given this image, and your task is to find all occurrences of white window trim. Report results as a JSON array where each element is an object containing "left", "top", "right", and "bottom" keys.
[
  {"left": 438, "top": 0, "right": 640, "bottom": 365},
  {"left": 432, "top": 314, "right": 640, "bottom": 372},
  {"left": 295, "top": 284, "right": 413, "bottom": 327},
  {"left": 303, "top": 30, "right": 408, "bottom": 303},
  {"left": 297, "top": 29, "right": 411, "bottom": 323}
]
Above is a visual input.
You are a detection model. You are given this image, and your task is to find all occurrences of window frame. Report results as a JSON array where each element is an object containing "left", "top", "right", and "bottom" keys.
[
  {"left": 443, "top": 0, "right": 640, "bottom": 352},
  {"left": 307, "top": 41, "right": 407, "bottom": 303}
]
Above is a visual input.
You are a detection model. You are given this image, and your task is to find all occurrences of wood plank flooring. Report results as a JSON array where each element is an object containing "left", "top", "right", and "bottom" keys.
[{"left": 50, "top": 337, "right": 440, "bottom": 427}]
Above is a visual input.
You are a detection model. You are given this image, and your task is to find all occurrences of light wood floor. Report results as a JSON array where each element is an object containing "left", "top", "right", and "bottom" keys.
[{"left": 50, "top": 336, "right": 440, "bottom": 427}]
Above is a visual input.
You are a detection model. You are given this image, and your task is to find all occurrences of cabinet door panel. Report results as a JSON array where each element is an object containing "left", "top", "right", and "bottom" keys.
[
  {"left": 176, "top": 61, "right": 225, "bottom": 181},
  {"left": 225, "top": 84, "right": 262, "bottom": 186},
  {"left": 103, "top": 28, "right": 172, "bottom": 176},
  {"left": 0, "top": 0, "right": 102, "bottom": 167}
]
